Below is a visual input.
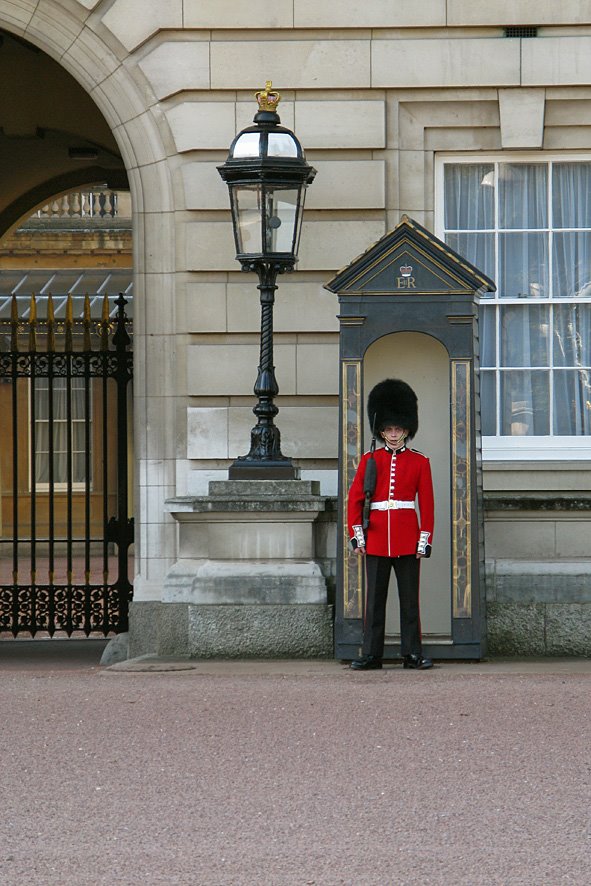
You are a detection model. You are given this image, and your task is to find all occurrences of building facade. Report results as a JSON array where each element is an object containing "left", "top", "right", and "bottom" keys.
[{"left": 2, "top": 1, "right": 591, "bottom": 654}]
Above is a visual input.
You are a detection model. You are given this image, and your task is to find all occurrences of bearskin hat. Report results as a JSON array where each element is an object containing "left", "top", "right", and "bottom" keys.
[{"left": 367, "top": 378, "right": 419, "bottom": 439}]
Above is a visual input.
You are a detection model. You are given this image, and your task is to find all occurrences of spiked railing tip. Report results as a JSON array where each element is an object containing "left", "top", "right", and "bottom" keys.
[
  {"left": 28, "top": 293, "right": 37, "bottom": 352},
  {"left": 65, "top": 294, "right": 74, "bottom": 351},
  {"left": 100, "top": 293, "right": 110, "bottom": 351},
  {"left": 47, "top": 293, "right": 56, "bottom": 353},
  {"left": 10, "top": 295, "right": 18, "bottom": 352},
  {"left": 83, "top": 294, "right": 92, "bottom": 351}
]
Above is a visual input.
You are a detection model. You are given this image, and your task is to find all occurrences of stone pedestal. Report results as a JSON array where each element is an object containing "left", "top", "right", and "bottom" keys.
[{"left": 129, "top": 480, "right": 334, "bottom": 658}]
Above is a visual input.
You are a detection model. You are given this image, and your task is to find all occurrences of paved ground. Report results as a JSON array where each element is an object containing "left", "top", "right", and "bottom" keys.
[{"left": 1, "top": 641, "right": 591, "bottom": 886}]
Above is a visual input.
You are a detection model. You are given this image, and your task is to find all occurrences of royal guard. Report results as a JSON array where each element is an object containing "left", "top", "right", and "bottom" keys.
[{"left": 348, "top": 379, "right": 435, "bottom": 670}]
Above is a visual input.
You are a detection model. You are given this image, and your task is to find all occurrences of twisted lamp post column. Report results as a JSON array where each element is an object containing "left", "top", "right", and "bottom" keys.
[{"left": 231, "top": 260, "right": 293, "bottom": 477}]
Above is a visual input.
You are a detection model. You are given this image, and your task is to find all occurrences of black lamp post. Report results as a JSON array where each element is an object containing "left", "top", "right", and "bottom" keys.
[{"left": 218, "top": 82, "right": 316, "bottom": 479}]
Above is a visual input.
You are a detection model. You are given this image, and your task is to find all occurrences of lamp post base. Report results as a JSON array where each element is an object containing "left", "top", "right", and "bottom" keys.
[
  {"left": 228, "top": 458, "right": 300, "bottom": 480},
  {"left": 128, "top": 479, "right": 334, "bottom": 660}
]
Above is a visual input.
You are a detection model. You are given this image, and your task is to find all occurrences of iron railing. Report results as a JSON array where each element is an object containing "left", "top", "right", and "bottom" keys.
[{"left": 0, "top": 293, "right": 133, "bottom": 637}]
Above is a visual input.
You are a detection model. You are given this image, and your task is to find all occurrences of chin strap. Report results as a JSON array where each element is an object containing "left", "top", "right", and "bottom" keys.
[{"left": 386, "top": 432, "right": 407, "bottom": 450}]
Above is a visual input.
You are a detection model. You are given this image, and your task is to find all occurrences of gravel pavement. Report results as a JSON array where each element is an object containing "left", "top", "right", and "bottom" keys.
[{"left": 1, "top": 640, "right": 591, "bottom": 886}]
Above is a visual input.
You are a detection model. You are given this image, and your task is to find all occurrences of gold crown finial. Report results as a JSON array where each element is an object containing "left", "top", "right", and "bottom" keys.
[{"left": 256, "top": 81, "right": 281, "bottom": 112}]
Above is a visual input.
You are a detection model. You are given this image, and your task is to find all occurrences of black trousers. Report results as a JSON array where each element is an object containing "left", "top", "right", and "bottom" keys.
[{"left": 362, "top": 554, "right": 422, "bottom": 658}]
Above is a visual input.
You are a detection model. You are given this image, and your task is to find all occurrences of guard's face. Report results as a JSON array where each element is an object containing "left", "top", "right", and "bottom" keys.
[{"left": 380, "top": 425, "right": 408, "bottom": 449}]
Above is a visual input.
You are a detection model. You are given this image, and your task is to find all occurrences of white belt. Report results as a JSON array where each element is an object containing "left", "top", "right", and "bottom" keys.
[{"left": 370, "top": 500, "right": 415, "bottom": 511}]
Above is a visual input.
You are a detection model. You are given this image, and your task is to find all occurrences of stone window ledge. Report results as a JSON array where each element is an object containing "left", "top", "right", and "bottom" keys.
[{"left": 484, "top": 493, "right": 591, "bottom": 512}]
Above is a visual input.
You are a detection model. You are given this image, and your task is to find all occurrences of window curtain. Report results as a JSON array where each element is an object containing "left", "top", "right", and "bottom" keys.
[
  {"left": 499, "top": 304, "right": 550, "bottom": 435},
  {"left": 444, "top": 163, "right": 494, "bottom": 230},
  {"left": 551, "top": 164, "right": 591, "bottom": 434},
  {"left": 553, "top": 304, "right": 591, "bottom": 435},
  {"left": 478, "top": 306, "right": 496, "bottom": 435},
  {"left": 444, "top": 161, "right": 591, "bottom": 437},
  {"left": 552, "top": 164, "right": 591, "bottom": 299},
  {"left": 34, "top": 378, "right": 87, "bottom": 484}
]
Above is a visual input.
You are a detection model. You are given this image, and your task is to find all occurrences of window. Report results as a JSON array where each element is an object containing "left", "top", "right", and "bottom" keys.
[
  {"left": 33, "top": 377, "right": 90, "bottom": 489},
  {"left": 437, "top": 156, "right": 591, "bottom": 459}
]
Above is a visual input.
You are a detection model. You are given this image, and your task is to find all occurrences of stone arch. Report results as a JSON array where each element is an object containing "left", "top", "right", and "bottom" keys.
[
  {"left": 0, "top": 1, "right": 179, "bottom": 605},
  {"left": 1, "top": 167, "right": 130, "bottom": 239},
  {"left": 0, "top": 4, "right": 173, "bottom": 220}
]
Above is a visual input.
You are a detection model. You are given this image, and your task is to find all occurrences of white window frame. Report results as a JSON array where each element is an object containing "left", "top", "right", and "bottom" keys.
[
  {"left": 435, "top": 152, "right": 591, "bottom": 461},
  {"left": 29, "top": 376, "right": 92, "bottom": 492}
]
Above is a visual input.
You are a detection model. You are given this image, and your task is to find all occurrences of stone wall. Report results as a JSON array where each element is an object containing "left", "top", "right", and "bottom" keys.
[
  {"left": 485, "top": 494, "right": 591, "bottom": 655},
  {"left": 2, "top": 1, "right": 591, "bottom": 654},
  {"left": 487, "top": 563, "right": 591, "bottom": 656}
]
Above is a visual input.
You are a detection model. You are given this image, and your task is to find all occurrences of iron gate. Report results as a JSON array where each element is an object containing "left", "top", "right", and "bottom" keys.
[{"left": 0, "top": 293, "right": 133, "bottom": 637}]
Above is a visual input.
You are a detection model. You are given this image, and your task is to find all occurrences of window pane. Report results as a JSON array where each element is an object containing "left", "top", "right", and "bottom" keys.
[
  {"left": 499, "top": 232, "right": 548, "bottom": 298},
  {"left": 234, "top": 186, "right": 262, "bottom": 253},
  {"left": 499, "top": 163, "right": 547, "bottom": 229},
  {"left": 500, "top": 370, "right": 550, "bottom": 435},
  {"left": 553, "top": 370, "right": 591, "bottom": 435},
  {"left": 73, "top": 452, "right": 86, "bottom": 483},
  {"left": 553, "top": 304, "right": 591, "bottom": 367},
  {"left": 444, "top": 164, "right": 494, "bottom": 230},
  {"left": 552, "top": 163, "right": 591, "bottom": 228},
  {"left": 35, "top": 393, "right": 49, "bottom": 419},
  {"left": 72, "top": 423, "right": 86, "bottom": 451},
  {"left": 231, "top": 132, "right": 262, "bottom": 159},
  {"left": 35, "top": 453, "right": 48, "bottom": 484},
  {"left": 267, "top": 133, "right": 298, "bottom": 158},
  {"left": 480, "top": 371, "right": 496, "bottom": 435},
  {"left": 552, "top": 232, "right": 591, "bottom": 298},
  {"left": 265, "top": 188, "right": 298, "bottom": 253},
  {"left": 446, "top": 232, "right": 495, "bottom": 281},
  {"left": 478, "top": 305, "right": 496, "bottom": 367},
  {"left": 33, "top": 376, "right": 90, "bottom": 487},
  {"left": 500, "top": 305, "right": 549, "bottom": 367},
  {"left": 442, "top": 156, "right": 591, "bottom": 444}
]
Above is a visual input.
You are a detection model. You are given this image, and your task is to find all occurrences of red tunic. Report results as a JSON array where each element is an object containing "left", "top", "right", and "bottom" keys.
[{"left": 347, "top": 445, "right": 434, "bottom": 558}]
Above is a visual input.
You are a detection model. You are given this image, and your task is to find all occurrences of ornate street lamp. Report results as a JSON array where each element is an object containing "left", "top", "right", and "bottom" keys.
[{"left": 218, "top": 82, "right": 316, "bottom": 479}]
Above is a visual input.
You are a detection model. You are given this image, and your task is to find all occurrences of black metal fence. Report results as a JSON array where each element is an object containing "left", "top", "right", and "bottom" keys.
[{"left": 0, "top": 293, "right": 133, "bottom": 637}]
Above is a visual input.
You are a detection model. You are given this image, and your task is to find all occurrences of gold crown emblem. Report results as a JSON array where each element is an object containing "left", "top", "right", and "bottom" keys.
[{"left": 256, "top": 81, "right": 281, "bottom": 112}]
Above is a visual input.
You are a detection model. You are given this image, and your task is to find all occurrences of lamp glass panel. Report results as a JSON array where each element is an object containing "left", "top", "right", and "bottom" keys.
[
  {"left": 293, "top": 189, "right": 307, "bottom": 256},
  {"left": 234, "top": 185, "right": 262, "bottom": 254},
  {"left": 267, "top": 133, "right": 299, "bottom": 158},
  {"left": 264, "top": 188, "right": 299, "bottom": 253},
  {"left": 231, "top": 132, "right": 262, "bottom": 159}
]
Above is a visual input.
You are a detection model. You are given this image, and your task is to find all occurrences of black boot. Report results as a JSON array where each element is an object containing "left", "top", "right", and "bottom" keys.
[
  {"left": 403, "top": 653, "right": 433, "bottom": 670},
  {"left": 350, "top": 655, "right": 383, "bottom": 671}
]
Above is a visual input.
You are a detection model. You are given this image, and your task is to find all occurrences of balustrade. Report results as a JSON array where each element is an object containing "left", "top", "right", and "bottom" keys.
[{"left": 34, "top": 190, "right": 130, "bottom": 220}]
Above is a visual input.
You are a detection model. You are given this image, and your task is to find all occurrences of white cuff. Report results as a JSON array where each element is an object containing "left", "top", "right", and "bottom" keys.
[
  {"left": 351, "top": 525, "right": 365, "bottom": 550},
  {"left": 417, "top": 531, "right": 431, "bottom": 555}
]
